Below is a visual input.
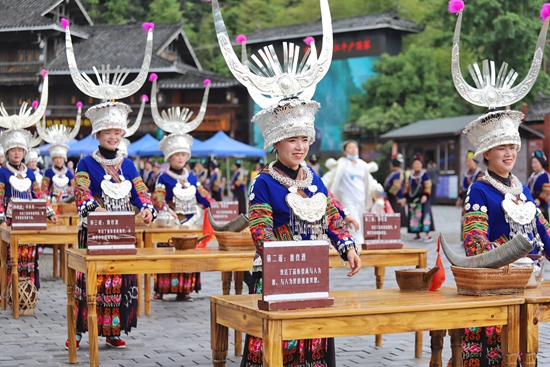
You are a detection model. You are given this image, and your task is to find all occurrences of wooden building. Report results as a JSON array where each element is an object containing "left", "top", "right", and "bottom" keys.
[{"left": 0, "top": 0, "right": 248, "bottom": 142}]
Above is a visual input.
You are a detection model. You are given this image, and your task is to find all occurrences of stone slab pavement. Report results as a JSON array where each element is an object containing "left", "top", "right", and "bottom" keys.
[{"left": 1, "top": 205, "right": 550, "bottom": 366}]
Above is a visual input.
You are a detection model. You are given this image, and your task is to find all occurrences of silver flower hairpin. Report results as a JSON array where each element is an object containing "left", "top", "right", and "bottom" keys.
[{"left": 36, "top": 102, "right": 82, "bottom": 145}]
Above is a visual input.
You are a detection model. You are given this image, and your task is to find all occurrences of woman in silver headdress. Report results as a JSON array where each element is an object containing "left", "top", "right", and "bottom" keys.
[{"left": 448, "top": 1, "right": 550, "bottom": 365}]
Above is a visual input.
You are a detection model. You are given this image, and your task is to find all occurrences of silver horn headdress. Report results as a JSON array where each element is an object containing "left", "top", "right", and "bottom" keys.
[
  {"left": 61, "top": 18, "right": 153, "bottom": 137},
  {"left": 36, "top": 102, "right": 82, "bottom": 160},
  {"left": 440, "top": 233, "right": 532, "bottom": 269},
  {"left": 212, "top": 0, "right": 332, "bottom": 151},
  {"left": 0, "top": 70, "right": 49, "bottom": 155},
  {"left": 451, "top": 2, "right": 549, "bottom": 108},
  {"left": 149, "top": 73, "right": 211, "bottom": 159}
]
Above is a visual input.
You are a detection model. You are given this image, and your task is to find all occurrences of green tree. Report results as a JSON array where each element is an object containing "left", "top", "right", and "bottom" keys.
[{"left": 149, "top": 0, "right": 182, "bottom": 23}]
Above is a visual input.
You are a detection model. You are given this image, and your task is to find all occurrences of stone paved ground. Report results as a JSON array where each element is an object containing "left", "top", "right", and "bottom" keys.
[{"left": 1, "top": 205, "right": 550, "bottom": 366}]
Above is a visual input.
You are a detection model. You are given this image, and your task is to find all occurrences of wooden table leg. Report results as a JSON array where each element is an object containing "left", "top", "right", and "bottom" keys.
[
  {"left": 61, "top": 244, "right": 68, "bottom": 284},
  {"left": 11, "top": 236, "right": 19, "bottom": 319},
  {"left": 86, "top": 263, "right": 100, "bottom": 367},
  {"left": 144, "top": 233, "right": 152, "bottom": 316},
  {"left": 449, "top": 329, "right": 463, "bottom": 367},
  {"left": 221, "top": 271, "right": 232, "bottom": 296},
  {"left": 234, "top": 271, "right": 245, "bottom": 357},
  {"left": 417, "top": 254, "right": 427, "bottom": 358},
  {"left": 53, "top": 244, "right": 59, "bottom": 278},
  {"left": 520, "top": 304, "right": 538, "bottom": 367},
  {"left": 66, "top": 265, "right": 77, "bottom": 363},
  {"left": 1, "top": 239, "right": 6, "bottom": 310},
  {"left": 429, "top": 330, "right": 446, "bottom": 367},
  {"left": 211, "top": 302, "right": 228, "bottom": 367},
  {"left": 374, "top": 266, "right": 385, "bottom": 346},
  {"left": 263, "top": 319, "right": 283, "bottom": 367},
  {"left": 502, "top": 305, "right": 520, "bottom": 367},
  {"left": 137, "top": 233, "right": 143, "bottom": 316}
]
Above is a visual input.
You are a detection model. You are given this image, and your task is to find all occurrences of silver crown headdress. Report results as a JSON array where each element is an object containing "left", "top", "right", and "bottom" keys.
[
  {"left": 62, "top": 18, "right": 153, "bottom": 136},
  {"left": 211, "top": 0, "right": 332, "bottom": 150},
  {"left": 36, "top": 102, "right": 82, "bottom": 159},
  {"left": 150, "top": 73, "right": 211, "bottom": 160},
  {"left": 450, "top": 0, "right": 550, "bottom": 158},
  {"left": 0, "top": 70, "right": 49, "bottom": 154}
]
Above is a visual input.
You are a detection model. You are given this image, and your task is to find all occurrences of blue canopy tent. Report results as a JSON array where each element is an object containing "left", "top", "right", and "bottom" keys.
[
  {"left": 127, "top": 134, "right": 159, "bottom": 156},
  {"left": 138, "top": 137, "right": 204, "bottom": 157},
  {"left": 37, "top": 138, "right": 78, "bottom": 155},
  {"left": 191, "top": 131, "right": 265, "bottom": 158},
  {"left": 67, "top": 134, "right": 98, "bottom": 156}
]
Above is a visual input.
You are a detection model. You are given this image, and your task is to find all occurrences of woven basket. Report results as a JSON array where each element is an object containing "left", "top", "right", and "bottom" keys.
[
  {"left": 451, "top": 265, "right": 532, "bottom": 296},
  {"left": 215, "top": 229, "right": 255, "bottom": 251},
  {"left": 57, "top": 203, "right": 77, "bottom": 214},
  {"left": 5, "top": 277, "right": 38, "bottom": 316}
]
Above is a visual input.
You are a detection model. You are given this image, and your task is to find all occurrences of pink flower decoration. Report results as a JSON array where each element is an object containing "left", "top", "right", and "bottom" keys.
[
  {"left": 140, "top": 94, "right": 149, "bottom": 102},
  {"left": 541, "top": 4, "right": 550, "bottom": 22},
  {"left": 203, "top": 79, "right": 211, "bottom": 87},
  {"left": 76, "top": 101, "right": 83, "bottom": 108},
  {"left": 142, "top": 22, "right": 155, "bottom": 32},
  {"left": 303, "top": 36, "right": 315, "bottom": 45},
  {"left": 31, "top": 101, "right": 39, "bottom": 108},
  {"left": 60, "top": 18, "right": 70, "bottom": 29},
  {"left": 236, "top": 34, "right": 247, "bottom": 44},
  {"left": 41, "top": 69, "right": 48, "bottom": 78},
  {"left": 448, "top": 0, "right": 464, "bottom": 14},
  {"left": 149, "top": 73, "right": 158, "bottom": 82}
]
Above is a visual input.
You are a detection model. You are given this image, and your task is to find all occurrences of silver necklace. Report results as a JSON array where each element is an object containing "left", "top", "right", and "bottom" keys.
[
  {"left": 52, "top": 165, "right": 68, "bottom": 177},
  {"left": 164, "top": 168, "right": 190, "bottom": 184},
  {"left": 528, "top": 170, "right": 545, "bottom": 192},
  {"left": 92, "top": 150, "right": 124, "bottom": 166},
  {"left": 268, "top": 161, "right": 313, "bottom": 189},
  {"left": 482, "top": 170, "right": 523, "bottom": 196},
  {"left": 408, "top": 170, "right": 423, "bottom": 198},
  {"left": 4, "top": 162, "right": 27, "bottom": 178}
]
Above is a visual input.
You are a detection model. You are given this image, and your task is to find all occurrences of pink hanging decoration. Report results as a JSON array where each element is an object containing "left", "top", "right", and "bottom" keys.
[
  {"left": 76, "top": 102, "right": 83, "bottom": 108},
  {"left": 303, "top": 36, "right": 315, "bottom": 45},
  {"left": 448, "top": 0, "right": 464, "bottom": 14},
  {"left": 149, "top": 73, "right": 158, "bottom": 82},
  {"left": 41, "top": 69, "right": 48, "bottom": 78},
  {"left": 541, "top": 4, "right": 550, "bottom": 22},
  {"left": 31, "top": 101, "right": 39, "bottom": 108},
  {"left": 204, "top": 79, "right": 211, "bottom": 87},
  {"left": 61, "top": 18, "right": 70, "bottom": 29},
  {"left": 142, "top": 22, "right": 155, "bottom": 32},
  {"left": 236, "top": 34, "right": 247, "bottom": 44},
  {"left": 140, "top": 95, "right": 149, "bottom": 102}
]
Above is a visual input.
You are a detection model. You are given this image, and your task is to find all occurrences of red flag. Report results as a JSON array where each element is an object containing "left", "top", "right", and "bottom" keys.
[
  {"left": 429, "top": 235, "right": 447, "bottom": 291},
  {"left": 197, "top": 208, "right": 214, "bottom": 248}
]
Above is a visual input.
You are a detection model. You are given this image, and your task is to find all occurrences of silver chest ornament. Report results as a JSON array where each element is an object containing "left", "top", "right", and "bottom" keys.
[
  {"left": 501, "top": 192, "right": 543, "bottom": 251},
  {"left": 172, "top": 182, "right": 197, "bottom": 215},
  {"left": 100, "top": 174, "right": 132, "bottom": 212},
  {"left": 52, "top": 174, "right": 70, "bottom": 195},
  {"left": 9, "top": 175, "right": 31, "bottom": 194},
  {"left": 285, "top": 185, "right": 328, "bottom": 241}
]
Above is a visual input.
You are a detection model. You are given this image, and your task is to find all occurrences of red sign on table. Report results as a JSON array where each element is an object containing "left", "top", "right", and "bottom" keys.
[
  {"left": 87, "top": 211, "right": 136, "bottom": 255},
  {"left": 259, "top": 240, "right": 333, "bottom": 311},
  {"left": 363, "top": 213, "right": 403, "bottom": 250},
  {"left": 10, "top": 199, "right": 47, "bottom": 231},
  {"left": 209, "top": 201, "right": 239, "bottom": 225}
]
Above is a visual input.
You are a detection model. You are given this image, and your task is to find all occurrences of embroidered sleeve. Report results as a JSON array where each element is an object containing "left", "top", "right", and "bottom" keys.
[
  {"left": 130, "top": 175, "right": 156, "bottom": 217},
  {"left": 0, "top": 180, "right": 6, "bottom": 223},
  {"left": 327, "top": 191, "right": 347, "bottom": 218},
  {"left": 31, "top": 177, "right": 54, "bottom": 217},
  {"left": 152, "top": 182, "right": 168, "bottom": 212},
  {"left": 326, "top": 194, "right": 359, "bottom": 261},
  {"left": 67, "top": 170, "right": 76, "bottom": 197},
  {"left": 41, "top": 175, "right": 51, "bottom": 199},
  {"left": 196, "top": 183, "right": 213, "bottom": 208},
  {"left": 535, "top": 208, "right": 550, "bottom": 260},
  {"left": 539, "top": 173, "right": 550, "bottom": 203},
  {"left": 423, "top": 172, "right": 432, "bottom": 196},
  {"left": 249, "top": 178, "right": 277, "bottom": 261},
  {"left": 75, "top": 170, "right": 99, "bottom": 216},
  {"left": 404, "top": 178, "right": 410, "bottom": 196},
  {"left": 388, "top": 172, "right": 404, "bottom": 198},
  {"left": 462, "top": 187, "right": 500, "bottom": 255}
]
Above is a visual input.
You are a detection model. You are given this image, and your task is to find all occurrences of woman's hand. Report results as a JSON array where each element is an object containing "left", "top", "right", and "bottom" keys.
[
  {"left": 346, "top": 248, "right": 361, "bottom": 277},
  {"left": 95, "top": 207, "right": 107, "bottom": 212},
  {"left": 168, "top": 208, "right": 177, "bottom": 219},
  {"left": 344, "top": 215, "right": 360, "bottom": 232},
  {"left": 420, "top": 195, "right": 427, "bottom": 204},
  {"left": 141, "top": 208, "right": 153, "bottom": 224},
  {"left": 49, "top": 215, "right": 58, "bottom": 224},
  {"left": 0, "top": 222, "right": 7, "bottom": 228},
  {"left": 455, "top": 198, "right": 462, "bottom": 208},
  {"left": 535, "top": 198, "right": 541, "bottom": 207}
]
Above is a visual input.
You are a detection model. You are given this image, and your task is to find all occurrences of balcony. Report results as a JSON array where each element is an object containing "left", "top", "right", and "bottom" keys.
[{"left": 0, "top": 61, "right": 44, "bottom": 84}]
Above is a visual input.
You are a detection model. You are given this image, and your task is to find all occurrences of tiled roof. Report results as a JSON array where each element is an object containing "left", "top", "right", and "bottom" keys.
[
  {"left": 158, "top": 65, "right": 239, "bottom": 89},
  {"left": 46, "top": 22, "right": 188, "bottom": 73},
  {"left": 525, "top": 92, "right": 550, "bottom": 122},
  {"left": 380, "top": 115, "right": 480, "bottom": 140},
  {"left": 0, "top": 0, "right": 91, "bottom": 31},
  {"left": 245, "top": 10, "right": 423, "bottom": 44}
]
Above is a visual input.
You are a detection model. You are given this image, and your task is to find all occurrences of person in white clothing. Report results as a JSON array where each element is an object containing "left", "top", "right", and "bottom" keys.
[{"left": 322, "top": 140, "right": 378, "bottom": 244}]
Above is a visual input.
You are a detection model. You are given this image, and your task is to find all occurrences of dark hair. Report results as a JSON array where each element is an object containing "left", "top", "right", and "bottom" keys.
[
  {"left": 309, "top": 154, "right": 318, "bottom": 164},
  {"left": 341, "top": 140, "right": 358, "bottom": 151},
  {"left": 235, "top": 159, "right": 242, "bottom": 168},
  {"left": 391, "top": 159, "right": 401, "bottom": 167}
]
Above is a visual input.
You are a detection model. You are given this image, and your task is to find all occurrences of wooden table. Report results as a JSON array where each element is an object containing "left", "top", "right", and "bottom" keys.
[
  {"left": 520, "top": 282, "right": 550, "bottom": 367},
  {"left": 210, "top": 287, "right": 523, "bottom": 367},
  {"left": 65, "top": 247, "right": 255, "bottom": 367},
  {"left": 0, "top": 226, "right": 79, "bottom": 318}
]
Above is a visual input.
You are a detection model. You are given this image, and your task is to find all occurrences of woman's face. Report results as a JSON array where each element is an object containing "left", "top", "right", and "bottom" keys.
[
  {"left": 412, "top": 160, "right": 422, "bottom": 172},
  {"left": 483, "top": 144, "right": 517, "bottom": 176},
  {"left": 97, "top": 129, "right": 124, "bottom": 151},
  {"left": 7, "top": 147, "right": 24, "bottom": 165},
  {"left": 274, "top": 136, "right": 310, "bottom": 170},
  {"left": 53, "top": 156, "right": 65, "bottom": 167},
  {"left": 344, "top": 142, "right": 358, "bottom": 156},
  {"left": 168, "top": 152, "right": 189, "bottom": 170},
  {"left": 465, "top": 157, "right": 477, "bottom": 170},
  {"left": 532, "top": 157, "right": 543, "bottom": 173}
]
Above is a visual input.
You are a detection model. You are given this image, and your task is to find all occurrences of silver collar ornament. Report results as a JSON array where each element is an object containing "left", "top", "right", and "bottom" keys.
[
  {"left": 36, "top": 102, "right": 81, "bottom": 160},
  {"left": 149, "top": 74, "right": 211, "bottom": 160}
]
